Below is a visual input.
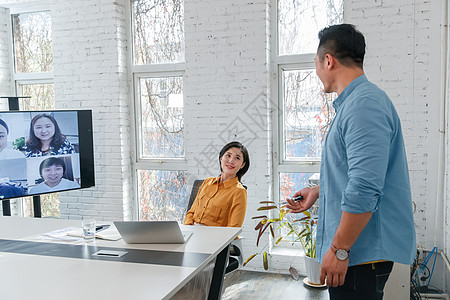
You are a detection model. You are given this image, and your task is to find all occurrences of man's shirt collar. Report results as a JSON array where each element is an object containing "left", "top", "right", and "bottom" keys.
[{"left": 333, "top": 74, "right": 368, "bottom": 111}]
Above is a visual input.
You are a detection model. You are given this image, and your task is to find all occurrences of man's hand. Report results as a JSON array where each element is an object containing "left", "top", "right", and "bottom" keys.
[
  {"left": 320, "top": 248, "right": 349, "bottom": 287},
  {"left": 285, "top": 186, "right": 319, "bottom": 213}
]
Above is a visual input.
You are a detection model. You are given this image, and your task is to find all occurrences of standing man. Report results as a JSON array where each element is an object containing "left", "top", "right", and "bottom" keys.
[{"left": 286, "top": 24, "right": 416, "bottom": 299}]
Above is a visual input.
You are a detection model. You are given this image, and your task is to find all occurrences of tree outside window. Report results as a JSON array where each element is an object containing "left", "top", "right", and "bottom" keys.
[
  {"left": 274, "top": 0, "right": 342, "bottom": 244},
  {"left": 132, "top": 0, "right": 187, "bottom": 221},
  {"left": 11, "top": 10, "right": 57, "bottom": 218},
  {"left": 12, "top": 11, "right": 52, "bottom": 73}
]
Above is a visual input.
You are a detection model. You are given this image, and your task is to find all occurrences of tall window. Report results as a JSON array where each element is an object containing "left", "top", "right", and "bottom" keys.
[
  {"left": 9, "top": 9, "right": 57, "bottom": 217},
  {"left": 131, "top": 0, "right": 187, "bottom": 221},
  {"left": 272, "top": 0, "right": 343, "bottom": 242}
]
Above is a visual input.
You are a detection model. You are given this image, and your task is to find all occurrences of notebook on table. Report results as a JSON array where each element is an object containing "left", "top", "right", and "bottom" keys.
[{"left": 113, "top": 221, "right": 193, "bottom": 244}]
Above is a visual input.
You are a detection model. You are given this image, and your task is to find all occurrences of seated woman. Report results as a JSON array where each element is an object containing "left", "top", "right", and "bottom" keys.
[
  {"left": 25, "top": 114, "right": 76, "bottom": 157},
  {"left": 29, "top": 157, "right": 80, "bottom": 194},
  {"left": 184, "top": 141, "right": 250, "bottom": 227},
  {"left": 174, "top": 141, "right": 250, "bottom": 300}
]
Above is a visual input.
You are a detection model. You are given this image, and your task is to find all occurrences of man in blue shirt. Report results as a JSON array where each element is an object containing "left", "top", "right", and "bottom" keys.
[{"left": 286, "top": 24, "right": 416, "bottom": 299}]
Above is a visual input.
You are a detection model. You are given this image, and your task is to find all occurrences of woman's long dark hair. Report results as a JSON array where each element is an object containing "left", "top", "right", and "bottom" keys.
[
  {"left": 26, "top": 114, "right": 66, "bottom": 153},
  {"left": 219, "top": 141, "right": 250, "bottom": 182}
]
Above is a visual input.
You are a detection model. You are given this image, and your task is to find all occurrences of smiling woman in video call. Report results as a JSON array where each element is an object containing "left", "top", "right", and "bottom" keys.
[
  {"left": 25, "top": 114, "right": 76, "bottom": 157},
  {"left": 184, "top": 141, "right": 250, "bottom": 228},
  {"left": 29, "top": 157, "right": 80, "bottom": 194}
]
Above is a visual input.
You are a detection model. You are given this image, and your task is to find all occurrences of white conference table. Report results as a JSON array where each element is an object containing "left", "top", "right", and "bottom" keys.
[{"left": 0, "top": 216, "right": 241, "bottom": 300}]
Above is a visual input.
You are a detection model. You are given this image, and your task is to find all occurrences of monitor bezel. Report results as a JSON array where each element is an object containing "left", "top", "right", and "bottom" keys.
[{"left": 0, "top": 109, "right": 95, "bottom": 201}]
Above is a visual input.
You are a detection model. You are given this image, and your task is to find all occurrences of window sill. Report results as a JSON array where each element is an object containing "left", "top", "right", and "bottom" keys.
[{"left": 271, "top": 245, "right": 304, "bottom": 258}]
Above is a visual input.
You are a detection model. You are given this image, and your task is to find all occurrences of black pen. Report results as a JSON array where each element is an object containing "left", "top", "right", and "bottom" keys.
[
  {"left": 280, "top": 195, "right": 304, "bottom": 206},
  {"left": 96, "top": 225, "right": 110, "bottom": 232}
]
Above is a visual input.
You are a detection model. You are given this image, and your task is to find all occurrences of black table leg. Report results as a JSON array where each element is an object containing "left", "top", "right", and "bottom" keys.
[
  {"left": 208, "top": 244, "right": 230, "bottom": 300},
  {"left": 33, "top": 196, "right": 41, "bottom": 218}
]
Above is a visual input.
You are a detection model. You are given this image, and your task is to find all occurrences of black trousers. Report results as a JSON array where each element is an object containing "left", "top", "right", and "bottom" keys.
[{"left": 328, "top": 261, "right": 394, "bottom": 300}]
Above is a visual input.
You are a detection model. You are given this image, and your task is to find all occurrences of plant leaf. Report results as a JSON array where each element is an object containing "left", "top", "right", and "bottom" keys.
[
  {"left": 251, "top": 215, "right": 268, "bottom": 219},
  {"left": 305, "top": 235, "right": 311, "bottom": 244},
  {"left": 254, "top": 220, "right": 264, "bottom": 231},
  {"left": 257, "top": 222, "right": 271, "bottom": 247},
  {"left": 243, "top": 253, "right": 258, "bottom": 266},
  {"left": 275, "top": 236, "right": 283, "bottom": 245},
  {"left": 269, "top": 224, "right": 275, "bottom": 238},
  {"left": 289, "top": 267, "right": 299, "bottom": 281},
  {"left": 261, "top": 222, "right": 271, "bottom": 234},
  {"left": 256, "top": 225, "right": 263, "bottom": 247},
  {"left": 263, "top": 252, "right": 268, "bottom": 270},
  {"left": 257, "top": 206, "right": 278, "bottom": 211},
  {"left": 267, "top": 218, "right": 281, "bottom": 222},
  {"left": 302, "top": 210, "right": 311, "bottom": 218}
]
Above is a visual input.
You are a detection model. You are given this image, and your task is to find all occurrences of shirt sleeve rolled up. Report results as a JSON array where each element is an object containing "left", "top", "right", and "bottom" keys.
[{"left": 341, "top": 97, "right": 393, "bottom": 214}]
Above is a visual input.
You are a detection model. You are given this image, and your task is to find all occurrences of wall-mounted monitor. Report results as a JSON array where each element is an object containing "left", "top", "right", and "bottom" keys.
[{"left": 0, "top": 110, "right": 94, "bottom": 200}]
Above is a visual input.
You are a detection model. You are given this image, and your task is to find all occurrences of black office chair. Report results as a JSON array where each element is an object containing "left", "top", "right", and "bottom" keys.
[{"left": 185, "top": 179, "right": 246, "bottom": 274}]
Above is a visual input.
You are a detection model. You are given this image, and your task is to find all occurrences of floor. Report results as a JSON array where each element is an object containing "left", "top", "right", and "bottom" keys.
[{"left": 222, "top": 270, "right": 329, "bottom": 300}]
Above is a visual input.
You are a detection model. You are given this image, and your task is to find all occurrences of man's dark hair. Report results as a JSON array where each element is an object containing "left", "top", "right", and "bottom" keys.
[
  {"left": 0, "top": 119, "right": 9, "bottom": 133},
  {"left": 317, "top": 24, "right": 366, "bottom": 68}
]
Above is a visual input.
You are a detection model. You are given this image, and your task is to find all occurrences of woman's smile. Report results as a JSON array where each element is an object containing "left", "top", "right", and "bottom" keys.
[
  {"left": 220, "top": 147, "right": 246, "bottom": 182},
  {"left": 33, "top": 117, "right": 56, "bottom": 142}
]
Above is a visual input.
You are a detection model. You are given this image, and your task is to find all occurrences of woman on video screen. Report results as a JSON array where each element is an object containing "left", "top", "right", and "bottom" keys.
[
  {"left": 25, "top": 114, "right": 76, "bottom": 157},
  {"left": 29, "top": 157, "right": 80, "bottom": 194}
]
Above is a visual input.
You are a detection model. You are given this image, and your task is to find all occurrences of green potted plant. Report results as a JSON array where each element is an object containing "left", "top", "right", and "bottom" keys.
[
  {"left": 244, "top": 200, "right": 321, "bottom": 284},
  {"left": 12, "top": 137, "right": 26, "bottom": 152}
]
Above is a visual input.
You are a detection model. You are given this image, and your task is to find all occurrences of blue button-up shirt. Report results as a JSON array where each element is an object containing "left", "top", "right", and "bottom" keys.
[{"left": 316, "top": 75, "right": 416, "bottom": 266}]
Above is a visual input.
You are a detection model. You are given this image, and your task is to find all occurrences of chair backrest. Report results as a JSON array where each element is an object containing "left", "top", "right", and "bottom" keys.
[
  {"left": 186, "top": 179, "right": 204, "bottom": 213},
  {"left": 186, "top": 178, "right": 247, "bottom": 274}
]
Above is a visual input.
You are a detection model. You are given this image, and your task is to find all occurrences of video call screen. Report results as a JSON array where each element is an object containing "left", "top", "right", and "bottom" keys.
[{"left": 0, "top": 110, "right": 94, "bottom": 200}]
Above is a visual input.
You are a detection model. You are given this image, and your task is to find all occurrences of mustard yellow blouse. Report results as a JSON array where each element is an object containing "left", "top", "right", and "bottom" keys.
[{"left": 184, "top": 176, "right": 247, "bottom": 227}]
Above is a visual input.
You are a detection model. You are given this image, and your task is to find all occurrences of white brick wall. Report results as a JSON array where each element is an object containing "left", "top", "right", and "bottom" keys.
[
  {"left": 0, "top": 6, "right": 12, "bottom": 215},
  {"left": 0, "top": 7, "right": 11, "bottom": 110},
  {"left": 0, "top": 1, "right": 132, "bottom": 220},
  {"left": 50, "top": 0, "right": 132, "bottom": 221},
  {"left": 0, "top": 0, "right": 447, "bottom": 280},
  {"left": 346, "top": 0, "right": 439, "bottom": 253}
]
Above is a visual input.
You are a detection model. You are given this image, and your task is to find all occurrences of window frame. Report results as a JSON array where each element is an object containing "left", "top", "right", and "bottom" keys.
[
  {"left": 8, "top": 6, "right": 54, "bottom": 92},
  {"left": 271, "top": 6, "right": 322, "bottom": 209},
  {"left": 133, "top": 70, "right": 186, "bottom": 165},
  {"left": 128, "top": 0, "right": 187, "bottom": 221},
  {"left": 3, "top": 5, "right": 55, "bottom": 217},
  {"left": 271, "top": 0, "right": 342, "bottom": 251}
]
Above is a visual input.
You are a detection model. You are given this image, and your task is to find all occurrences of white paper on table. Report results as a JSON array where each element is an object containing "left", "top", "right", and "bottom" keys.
[{"left": 35, "top": 227, "right": 84, "bottom": 242}]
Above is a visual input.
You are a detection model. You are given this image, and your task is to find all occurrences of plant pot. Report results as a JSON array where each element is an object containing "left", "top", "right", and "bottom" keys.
[{"left": 304, "top": 255, "right": 321, "bottom": 285}]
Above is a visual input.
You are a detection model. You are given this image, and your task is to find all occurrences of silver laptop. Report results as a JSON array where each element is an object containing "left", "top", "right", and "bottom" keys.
[{"left": 113, "top": 221, "right": 193, "bottom": 244}]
